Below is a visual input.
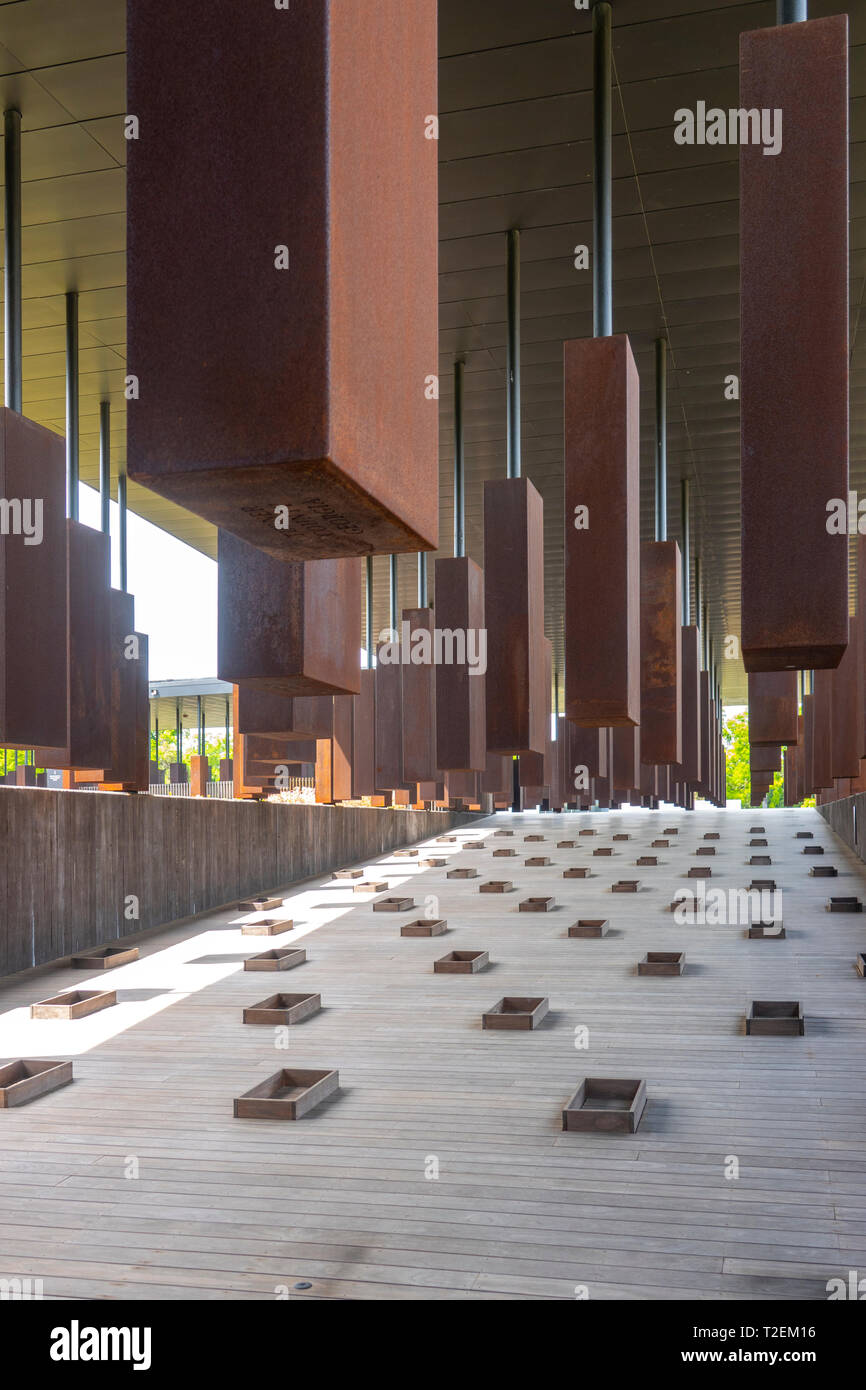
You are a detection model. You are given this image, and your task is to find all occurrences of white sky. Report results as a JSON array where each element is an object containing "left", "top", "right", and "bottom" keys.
[{"left": 79, "top": 483, "right": 217, "bottom": 681}]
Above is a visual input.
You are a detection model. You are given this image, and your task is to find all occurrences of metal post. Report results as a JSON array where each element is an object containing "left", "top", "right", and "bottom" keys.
[
  {"left": 506, "top": 228, "right": 521, "bottom": 478},
  {"left": 365, "top": 555, "right": 374, "bottom": 665},
  {"left": 197, "top": 695, "right": 203, "bottom": 754},
  {"left": 553, "top": 671, "right": 559, "bottom": 741},
  {"left": 99, "top": 400, "right": 111, "bottom": 536},
  {"left": 694, "top": 556, "right": 703, "bottom": 666},
  {"left": 176, "top": 700, "right": 182, "bottom": 766},
  {"left": 454, "top": 359, "right": 465, "bottom": 556},
  {"left": 417, "top": 552, "right": 428, "bottom": 608},
  {"left": 154, "top": 716, "right": 159, "bottom": 767},
  {"left": 225, "top": 697, "right": 231, "bottom": 760},
  {"left": 389, "top": 554, "right": 398, "bottom": 634},
  {"left": 680, "top": 478, "right": 691, "bottom": 625},
  {"left": 118, "top": 467, "right": 128, "bottom": 592},
  {"left": 65, "top": 291, "right": 79, "bottom": 521},
  {"left": 593, "top": 3, "right": 613, "bottom": 338},
  {"left": 777, "top": 1, "right": 807, "bottom": 23},
  {"left": 655, "top": 338, "right": 667, "bottom": 541},
  {"left": 703, "top": 601, "right": 710, "bottom": 674},
  {"left": 4, "top": 108, "right": 22, "bottom": 413}
]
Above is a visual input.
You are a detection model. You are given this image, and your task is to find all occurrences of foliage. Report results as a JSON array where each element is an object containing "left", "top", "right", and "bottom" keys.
[{"left": 723, "top": 709, "right": 807, "bottom": 807}]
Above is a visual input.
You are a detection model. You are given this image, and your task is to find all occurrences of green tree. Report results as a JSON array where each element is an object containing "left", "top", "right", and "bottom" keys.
[{"left": 723, "top": 710, "right": 806, "bottom": 807}]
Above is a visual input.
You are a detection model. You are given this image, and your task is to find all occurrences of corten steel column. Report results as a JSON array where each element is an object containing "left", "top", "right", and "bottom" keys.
[
  {"left": 4, "top": 109, "right": 22, "bottom": 414},
  {"left": 218, "top": 534, "right": 361, "bottom": 695},
  {"left": 740, "top": 14, "right": 849, "bottom": 671},
  {"left": 564, "top": 5, "right": 639, "bottom": 730},
  {"left": 747, "top": 671, "right": 798, "bottom": 746},
  {"left": 673, "top": 479, "right": 701, "bottom": 788},
  {"left": 519, "top": 637, "right": 551, "bottom": 786},
  {"left": 436, "top": 361, "right": 486, "bottom": 772},
  {"left": 99, "top": 402, "right": 111, "bottom": 536},
  {"left": 127, "top": 1, "right": 438, "bottom": 562},
  {"left": 352, "top": 557, "right": 377, "bottom": 798},
  {"left": 375, "top": 555, "right": 409, "bottom": 792},
  {"left": 812, "top": 668, "right": 834, "bottom": 791},
  {"left": 65, "top": 291, "right": 79, "bottom": 522},
  {"left": 118, "top": 466, "right": 128, "bottom": 593},
  {"left": 484, "top": 229, "right": 545, "bottom": 757},
  {"left": 654, "top": 339, "right": 667, "bottom": 543},
  {"left": 830, "top": 616, "right": 859, "bottom": 779}
]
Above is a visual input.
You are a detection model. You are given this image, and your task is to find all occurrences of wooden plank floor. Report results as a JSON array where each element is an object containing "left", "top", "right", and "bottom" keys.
[{"left": 1, "top": 806, "right": 865, "bottom": 1301}]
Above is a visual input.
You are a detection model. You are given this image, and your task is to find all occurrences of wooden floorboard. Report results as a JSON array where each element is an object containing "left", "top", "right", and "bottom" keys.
[{"left": 1, "top": 805, "right": 864, "bottom": 1300}]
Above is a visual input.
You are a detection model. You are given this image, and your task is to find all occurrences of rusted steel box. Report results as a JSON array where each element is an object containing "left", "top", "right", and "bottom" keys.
[
  {"left": 0, "top": 1059, "right": 73, "bottom": 1109},
  {"left": 401, "top": 607, "right": 439, "bottom": 783},
  {"left": 243, "top": 993, "right": 321, "bottom": 1026},
  {"left": 562, "top": 1077, "right": 646, "bottom": 1134},
  {"left": 0, "top": 408, "right": 68, "bottom": 749},
  {"left": 564, "top": 335, "right": 640, "bottom": 727},
  {"left": 482, "top": 996, "right": 549, "bottom": 1030},
  {"left": 748, "top": 671, "right": 798, "bottom": 746},
  {"left": 484, "top": 476, "right": 545, "bottom": 754},
  {"left": 234, "top": 1068, "right": 339, "bottom": 1121},
  {"left": 244, "top": 948, "right": 306, "bottom": 971},
  {"left": 740, "top": 16, "right": 849, "bottom": 671},
  {"left": 434, "top": 950, "right": 488, "bottom": 974},
  {"left": 568, "top": 920, "right": 609, "bottom": 938},
  {"left": 638, "top": 952, "right": 684, "bottom": 977},
  {"left": 746, "top": 1001, "right": 804, "bottom": 1037},
  {"left": 563, "top": 867, "right": 590, "bottom": 879},
  {"left": 30, "top": 989, "right": 116, "bottom": 1020},
  {"left": 479, "top": 880, "right": 512, "bottom": 893},
  {"left": 218, "top": 534, "right": 360, "bottom": 696},
  {"left": 237, "top": 689, "right": 333, "bottom": 739},
  {"left": 640, "top": 541, "right": 682, "bottom": 764},
  {"left": 434, "top": 556, "right": 486, "bottom": 771},
  {"left": 127, "top": 0, "right": 438, "bottom": 561},
  {"left": 401, "top": 919, "right": 447, "bottom": 937},
  {"left": 71, "top": 945, "right": 139, "bottom": 970}
]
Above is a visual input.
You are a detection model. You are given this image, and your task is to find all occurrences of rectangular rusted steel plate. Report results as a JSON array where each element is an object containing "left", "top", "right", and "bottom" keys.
[
  {"left": 315, "top": 694, "right": 353, "bottom": 802},
  {"left": 831, "top": 618, "right": 859, "bottom": 779},
  {"left": 483, "top": 477, "right": 545, "bottom": 755},
  {"left": 640, "top": 541, "right": 682, "bottom": 765},
  {"left": 375, "top": 646, "right": 405, "bottom": 791},
  {"left": 0, "top": 408, "right": 68, "bottom": 749},
  {"left": 237, "top": 688, "right": 333, "bottom": 739},
  {"left": 434, "top": 556, "right": 486, "bottom": 771},
  {"left": 350, "top": 668, "right": 376, "bottom": 798},
  {"left": 127, "top": 0, "right": 438, "bottom": 561},
  {"left": 812, "top": 668, "right": 834, "bottom": 791},
  {"left": 748, "top": 671, "right": 798, "bottom": 746},
  {"left": 612, "top": 725, "right": 640, "bottom": 793},
  {"left": 519, "top": 637, "right": 551, "bottom": 786},
  {"left": 218, "top": 532, "right": 361, "bottom": 696},
  {"left": 740, "top": 16, "right": 849, "bottom": 671},
  {"left": 401, "top": 608, "right": 439, "bottom": 784},
  {"left": 564, "top": 335, "right": 640, "bottom": 727},
  {"left": 749, "top": 743, "right": 781, "bottom": 774}
]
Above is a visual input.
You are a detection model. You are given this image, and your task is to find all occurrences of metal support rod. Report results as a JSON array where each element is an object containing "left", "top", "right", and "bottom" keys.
[
  {"left": 65, "top": 290, "right": 79, "bottom": 521},
  {"left": 365, "top": 556, "right": 374, "bottom": 664},
  {"left": 99, "top": 400, "right": 111, "bottom": 536},
  {"left": 592, "top": 3, "right": 613, "bottom": 337},
  {"left": 154, "top": 716, "right": 159, "bottom": 765},
  {"left": 694, "top": 556, "right": 703, "bottom": 666},
  {"left": 4, "top": 108, "right": 22, "bottom": 413},
  {"left": 702, "top": 601, "right": 710, "bottom": 674},
  {"left": 176, "top": 700, "right": 182, "bottom": 765},
  {"left": 389, "top": 554, "right": 398, "bottom": 634},
  {"left": 118, "top": 467, "right": 128, "bottom": 592},
  {"left": 506, "top": 228, "right": 521, "bottom": 478},
  {"left": 654, "top": 337, "right": 667, "bottom": 541},
  {"left": 777, "top": 1, "right": 807, "bottom": 23},
  {"left": 417, "top": 552, "right": 428, "bottom": 608},
  {"left": 197, "top": 695, "right": 203, "bottom": 754},
  {"left": 225, "top": 698, "right": 231, "bottom": 760},
  {"left": 454, "top": 358, "right": 465, "bottom": 556},
  {"left": 553, "top": 671, "right": 559, "bottom": 741},
  {"left": 680, "top": 478, "right": 691, "bottom": 625}
]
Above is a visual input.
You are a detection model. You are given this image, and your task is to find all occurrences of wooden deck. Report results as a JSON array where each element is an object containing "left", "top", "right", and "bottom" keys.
[{"left": 1, "top": 806, "right": 865, "bottom": 1301}]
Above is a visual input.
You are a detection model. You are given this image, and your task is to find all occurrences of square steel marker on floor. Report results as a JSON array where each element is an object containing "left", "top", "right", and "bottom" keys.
[
  {"left": 447, "top": 868, "right": 478, "bottom": 880},
  {"left": 0, "top": 1060, "right": 74, "bottom": 1109},
  {"left": 519, "top": 897, "right": 556, "bottom": 912},
  {"left": 638, "top": 952, "right": 685, "bottom": 977},
  {"left": 568, "top": 920, "right": 609, "bottom": 938},
  {"left": 563, "top": 867, "right": 590, "bottom": 879},
  {"left": 748, "top": 923, "right": 786, "bottom": 939},
  {"left": 30, "top": 990, "right": 116, "bottom": 1021},
  {"left": 434, "top": 951, "right": 489, "bottom": 974},
  {"left": 810, "top": 866, "right": 837, "bottom": 877},
  {"left": 234, "top": 1068, "right": 339, "bottom": 1120},
  {"left": 828, "top": 898, "right": 862, "bottom": 913},
  {"left": 746, "top": 1001, "right": 804, "bottom": 1037},
  {"left": 373, "top": 897, "right": 415, "bottom": 912},
  {"left": 241, "top": 919, "right": 293, "bottom": 937},
  {"left": 401, "top": 919, "right": 448, "bottom": 937},
  {"left": 482, "top": 997, "right": 549, "bottom": 1030},
  {"left": 70, "top": 946, "right": 139, "bottom": 970},
  {"left": 480, "top": 881, "right": 513, "bottom": 893},
  {"left": 243, "top": 993, "right": 321, "bottom": 1025},
  {"left": 562, "top": 1078, "right": 646, "bottom": 1134},
  {"left": 613, "top": 880, "right": 640, "bottom": 892},
  {"left": 244, "top": 948, "right": 306, "bottom": 971},
  {"left": 238, "top": 896, "right": 283, "bottom": 912}
]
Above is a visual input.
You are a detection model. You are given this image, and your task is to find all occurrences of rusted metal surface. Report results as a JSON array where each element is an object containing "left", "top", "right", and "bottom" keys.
[
  {"left": 315, "top": 694, "right": 353, "bottom": 803},
  {"left": 34, "top": 521, "right": 112, "bottom": 772},
  {"left": 218, "top": 533, "right": 361, "bottom": 696},
  {"left": 698, "top": 672, "right": 711, "bottom": 798},
  {"left": 740, "top": 16, "right": 849, "bottom": 671},
  {"left": 612, "top": 725, "right": 640, "bottom": 794},
  {"left": 749, "top": 743, "right": 782, "bottom": 774},
  {"left": 568, "top": 724, "right": 607, "bottom": 780},
  {"left": 519, "top": 638, "right": 551, "bottom": 787},
  {"left": 0, "top": 408, "right": 68, "bottom": 749},
  {"left": 802, "top": 694, "right": 815, "bottom": 799},
  {"left": 481, "top": 752, "right": 511, "bottom": 798},
  {"left": 831, "top": 618, "right": 859, "bottom": 779},
  {"left": 401, "top": 608, "right": 439, "bottom": 784},
  {"left": 237, "top": 688, "right": 333, "bottom": 739},
  {"left": 640, "top": 541, "right": 682, "bottom": 765},
  {"left": 350, "top": 669, "right": 376, "bottom": 798},
  {"left": 375, "top": 647, "right": 405, "bottom": 791},
  {"left": 127, "top": 0, "right": 438, "bottom": 562},
  {"left": 446, "top": 769, "right": 479, "bottom": 802},
  {"left": 190, "top": 755, "right": 210, "bottom": 799},
  {"left": 434, "top": 556, "right": 486, "bottom": 771},
  {"left": 564, "top": 335, "right": 640, "bottom": 727},
  {"left": 673, "top": 630, "right": 700, "bottom": 786},
  {"left": 483, "top": 477, "right": 545, "bottom": 755},
  {"left": 812, "top": 670, "right": 834, "bottom": 792},
  {"left": 747, "top": 671, "right": 798, "bottom": 746}
]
